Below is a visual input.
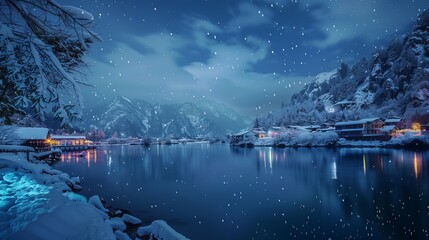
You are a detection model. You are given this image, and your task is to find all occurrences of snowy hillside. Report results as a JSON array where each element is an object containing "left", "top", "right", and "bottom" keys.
[
  {"left": 260, "top": 8, "right": 429, "bottom": 128},
  {"left": 84, "top": 97, "right": 247, "bottom": 138}
]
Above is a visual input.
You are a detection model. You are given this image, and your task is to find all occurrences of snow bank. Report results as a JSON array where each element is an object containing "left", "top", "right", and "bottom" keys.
[
  {"left": 276, "top": 131, "right": 338, "bottom": 147},
  {"left": 0, "top": 153, "right": 115, "bottom": 240},
  {"left": 0, "top": 145, "right": 34, "bottom": 152},
  {"left": 114, "top": 230, "right": 132, "bottom": 240},
  {"left": 6, "top": 203, "right": 115, "bottom": 240},
  {"left": 138, "top": 220, "right": 190, "bottom": 240},
  {"left": 88, "top": 195, "right": 109, "bottom": 212},
  {"left": 0, "top": 152, "right": 189, "bottom": 240},
  {"left": 105, "top": 217, "right": 126, "bottom": 231}
]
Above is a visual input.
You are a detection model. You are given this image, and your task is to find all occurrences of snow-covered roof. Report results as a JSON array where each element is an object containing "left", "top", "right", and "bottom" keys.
[
  {"left": 233, "top": 129, "right": 252, "bottom": 136},
  {"left": 253, "top": 130, "right": 266, "bottom": 134},
  {"left": 317, "top": 127, "right": 335, "bottom": 132},
  {"left": 302, "top": 125, "right": 321, "bottom": 129},
  {"left": 335, "top": 118, "right": 381, "bottom": 126},
  {"left": 269, "top": 126, "right": 285, "bottom": 131},
  {"left": 286, "top": 126, "right": 311, "bottom": 132},
  {"left": 384, "top": 118, "right": 402, "bottom": 123},
  {"left": 333, "top": 100, "right": 355, "bottom": 106},
  {"left": 335, "top": 128, "right": 364, "bottom": 132},
  {"left": 15, "top": 127, "right": 49, "bottom": 140},
  {"left": 381, "top": 125, "right": 397, "bottom": 132},
  {"left": 51, "top": 135, "right": 86, "bottom": 140}
]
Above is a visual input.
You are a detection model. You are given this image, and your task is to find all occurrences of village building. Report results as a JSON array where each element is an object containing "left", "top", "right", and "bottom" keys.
[
  {"left": 335, "top": 118, "right": 391, "bottom": 141},
  {"left": 50, "top": 135, "right": 86, "bottom": 146},
  {"left": 384, "top": 118, "right": 405, "bottom": 129},
  {"left": 14, "top": 127, "right": 50, "bottom": 150},
  {"left": 267, "top": 127, "right": 286, "bottom": 138},
  {"left": 50, "top": 134, "right": 93, "bottom": 151},
  {"left": 253, "top": 128, "right": 267, "bottom": 138},
  {"left": 230, "top": 129, "right": 265, "bottom": 146}
]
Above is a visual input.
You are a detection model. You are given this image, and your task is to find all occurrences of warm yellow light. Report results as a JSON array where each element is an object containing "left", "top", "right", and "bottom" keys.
[{"left": 411, "top": 122, "right": 421, "bottom": 131}]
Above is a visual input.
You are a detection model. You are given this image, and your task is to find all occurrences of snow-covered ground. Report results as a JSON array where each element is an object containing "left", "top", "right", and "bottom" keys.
[
  {"left": 236, "top": 130, "right": 429, "bottom": 149},
  {"left": 0, "top": 150, "right": 188, "bottom": 240}
]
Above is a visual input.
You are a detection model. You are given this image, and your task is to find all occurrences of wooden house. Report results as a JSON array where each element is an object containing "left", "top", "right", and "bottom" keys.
[
  {"left": 335, "top": 118, "right": 390, "bottom": 141},
  {"left": 230, "top": 129, "right": 259, "bottom": 146},
  {"left": 14, "top": 127, "right": 50, "bottom": 150},
  {"left": 267, "top": 127, "right": 286, "bottom": 138},
  {"left": 384, "top": 118, "right": 405, "bottom": 129},
  {"left": 50, "top": 134, "right": 94, "bottom": 151}
]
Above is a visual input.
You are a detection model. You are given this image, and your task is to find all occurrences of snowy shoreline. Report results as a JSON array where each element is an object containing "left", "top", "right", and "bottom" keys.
[
  {"left": 243, "top": 133, "right": 429, "bottom": 150},
  {"left": 0, "top": 151, "right": 189, "bottom": 240}
]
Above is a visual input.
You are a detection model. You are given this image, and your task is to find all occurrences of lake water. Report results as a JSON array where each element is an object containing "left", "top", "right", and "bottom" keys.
[{"left": 54, "top": 144, "right": 429, "bottom": 240}]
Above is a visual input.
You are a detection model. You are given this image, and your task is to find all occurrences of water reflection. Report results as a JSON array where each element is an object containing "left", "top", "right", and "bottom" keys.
[{"left": 55, "top": 146, "right": 429, "bottom": 240}]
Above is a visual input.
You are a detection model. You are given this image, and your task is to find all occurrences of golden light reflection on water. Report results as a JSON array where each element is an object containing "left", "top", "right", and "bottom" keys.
[
  {"left": 60, "top": 149, "right": 99, "bottom": 168},
  {"left": 363, "top": 154, "right": 366, "bottom": 176},
  {"left": 414, "top": 152, "right": 422, "bottom": 179}
]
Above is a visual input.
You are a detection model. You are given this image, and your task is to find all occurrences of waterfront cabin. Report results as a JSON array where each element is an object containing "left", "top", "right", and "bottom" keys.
[
  {"left": 230, "top": 129, "right": 258, "bottom": 146},
  {"left": 267, "top": 127, "right": 286, "bottom": 138},
  {"left": 50, "top": 134, "right": 93, "bottom": 151},
  {"left": 14, "top": 127, "right": 50, "bottom": 150},
  {"left": 253, "top": 128, "right": 267, "bottom": 138},
  {"left": 335, "top": 118, "right": 390, "bottom": 141}
]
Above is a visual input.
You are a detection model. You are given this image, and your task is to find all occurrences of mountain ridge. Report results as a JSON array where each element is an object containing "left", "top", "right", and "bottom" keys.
[
  {"left": 83, "top": 96, "right": 248, "bottom": 138},
  {"left": 259, "top": 8, "right": 429, "bottom": 128}
]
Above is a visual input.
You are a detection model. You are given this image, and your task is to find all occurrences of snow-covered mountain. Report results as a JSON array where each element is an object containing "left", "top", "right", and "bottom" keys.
[
  {"left": 260, "top": 8, "right": 429, "bottom": 127},
  {"left": 84, "top": 97, "right": 247, "bottom": 138}
]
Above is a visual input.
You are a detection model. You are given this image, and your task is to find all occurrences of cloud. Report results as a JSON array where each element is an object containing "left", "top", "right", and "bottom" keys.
[
  {"left": 277, "top": 0, "right": 428, "bottom": 48},
  {"left": 83, "top": 14, "right": 310, "bottom": 117},
  {"left": 227, "top": 2, "right": 273, "bottom": 32}
]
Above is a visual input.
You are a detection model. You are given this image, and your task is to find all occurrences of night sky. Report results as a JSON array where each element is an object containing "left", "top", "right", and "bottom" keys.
[{"left": 63, "top": 0, "right": 427, "bottom": 117}]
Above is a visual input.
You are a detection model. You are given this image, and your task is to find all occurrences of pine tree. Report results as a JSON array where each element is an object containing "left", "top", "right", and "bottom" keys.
[
  {"left": 253, "top": 117, "right": 260, "bottom": 129},
  {"left": 0, "top": 0, "right": 100, "bottom": 127}
]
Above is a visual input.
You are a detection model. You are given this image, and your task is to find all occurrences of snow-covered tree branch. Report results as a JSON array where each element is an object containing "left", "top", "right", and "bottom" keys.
[{"left": 0, "top": 0, "right": 100, "bottom": 127}]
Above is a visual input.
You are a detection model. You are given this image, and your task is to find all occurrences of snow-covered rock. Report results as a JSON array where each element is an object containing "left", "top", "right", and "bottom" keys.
[
  {"left": 137, "top": 220, "right": 190, "bottom": 240},
  {"left": 105, "top": 217, "right": 126, "bottom": 231},
  {"left": 0, "top": 153, "right": 115, "bottom": 240},
  {"left": 114, "top": 230, "right": 132, "bottom": 240},
  {"left": 88, "top": 195, "right": 109, "bottom": 212},
  {"left": 122, "top": 213, "right": 142, "bottom": 225},
  {"left": 5, "top": 203, "right": 115, "bottom": 240}
]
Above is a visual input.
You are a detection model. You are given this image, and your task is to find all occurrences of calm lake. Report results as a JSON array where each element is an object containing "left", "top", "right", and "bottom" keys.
[{"left": 54, "top": 144, "right": 429, "bottom": 240}]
